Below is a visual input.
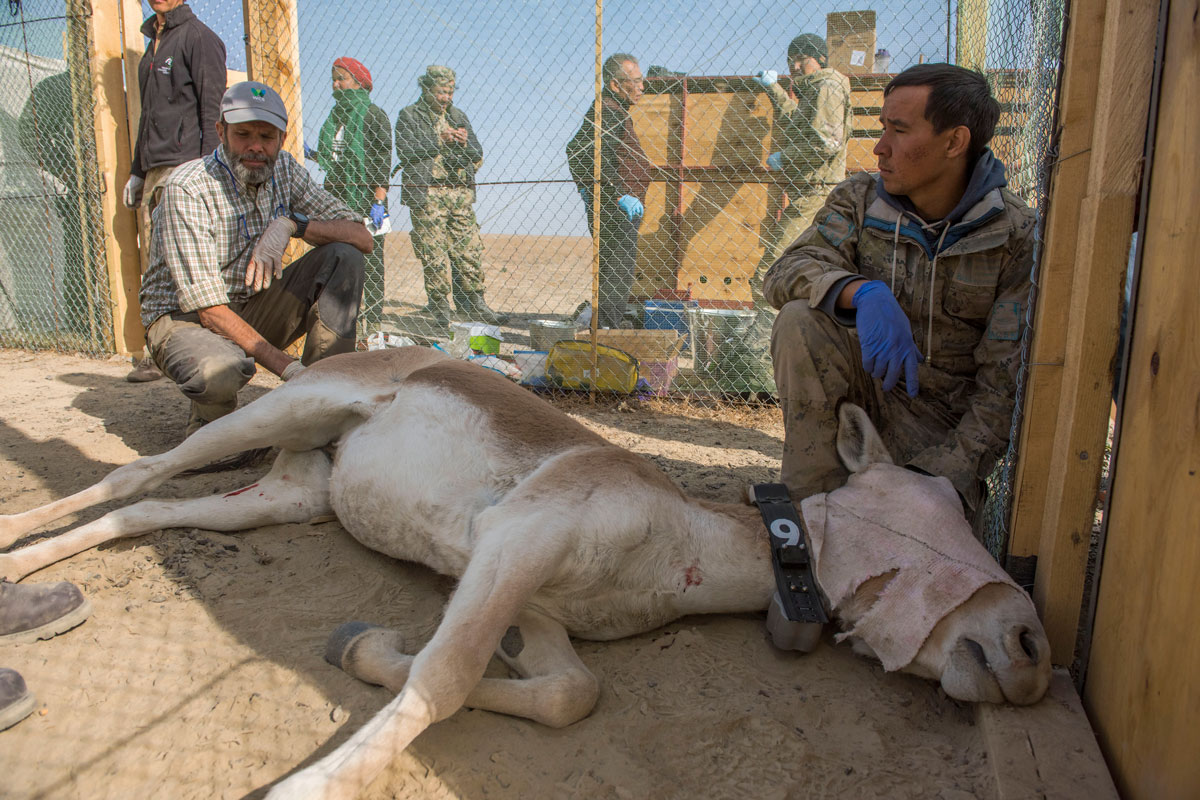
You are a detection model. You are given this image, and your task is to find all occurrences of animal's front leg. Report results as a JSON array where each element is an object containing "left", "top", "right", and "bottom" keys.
[
  {"left": 267, "top": 504, "right": 574, "bottom": 800},
  {"left": 0, "top": 450, "right": 332, "bottom": 582}
]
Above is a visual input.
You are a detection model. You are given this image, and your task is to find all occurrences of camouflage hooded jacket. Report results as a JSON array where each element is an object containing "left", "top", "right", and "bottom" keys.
[{"left": 763, "top": 155, "right": 1036, "bottom": 505}]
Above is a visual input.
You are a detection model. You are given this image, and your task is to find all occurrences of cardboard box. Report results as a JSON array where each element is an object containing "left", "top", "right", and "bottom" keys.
[{"left": 827, "top": 11, "right": 877, "bottom": 75}]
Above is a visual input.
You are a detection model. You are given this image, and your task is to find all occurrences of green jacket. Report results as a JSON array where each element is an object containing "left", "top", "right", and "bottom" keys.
[
  {"left": 763, "top": 165, "right": 1036, "bottom": 506},
  {"left": 766, "top": 67, "right": 852, "bottom": 196}
]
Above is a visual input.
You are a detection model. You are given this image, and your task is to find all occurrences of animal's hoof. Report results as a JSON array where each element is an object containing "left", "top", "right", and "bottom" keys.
[{"left": 325, "top": 621, "right": 381, "bottom": 670}]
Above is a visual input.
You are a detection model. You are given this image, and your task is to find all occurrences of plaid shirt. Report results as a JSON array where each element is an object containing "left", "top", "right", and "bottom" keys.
[{"left": 139, "top": 145, "right": 357, "bottom": 326}]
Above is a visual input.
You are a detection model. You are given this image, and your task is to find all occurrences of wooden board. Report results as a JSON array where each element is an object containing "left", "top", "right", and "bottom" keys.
[
  {"left": 1008, "top": 0, "right": 1108, "bottom": 558},
  {"left": 1026, "top": 0, "right": 1157, "bottom": 660},
  {"left": 1083, "top": 0, "right": 1200, "bottom": 793}
]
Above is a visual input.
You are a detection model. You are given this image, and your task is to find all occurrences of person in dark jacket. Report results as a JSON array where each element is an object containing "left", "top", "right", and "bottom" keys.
[
  {"left": 308, "top": 57, "right": 392, "bottom": 336},
  {"left": 122, "top": 0, "right": 227, "bottom": 382},
  {"left": 394, "top": 65, "right": 505, "bottom": 327},
  {"left": 566, "top": 53, "right": 653, "bottom": 329}
]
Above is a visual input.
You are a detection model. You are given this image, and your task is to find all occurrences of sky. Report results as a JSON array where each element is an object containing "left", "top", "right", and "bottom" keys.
[{"left": 5, "top": 1, "right": 1042, "bottom": 236}]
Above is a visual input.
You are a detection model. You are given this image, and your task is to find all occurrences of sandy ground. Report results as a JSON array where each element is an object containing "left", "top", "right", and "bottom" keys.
[{"left": 0, "top": 349, "right": 996, "bottom": 800}]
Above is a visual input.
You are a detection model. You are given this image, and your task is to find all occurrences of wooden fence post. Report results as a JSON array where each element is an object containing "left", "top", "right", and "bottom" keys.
[{"left": 84, "top": 0, "right": 143, "bottom": 357}]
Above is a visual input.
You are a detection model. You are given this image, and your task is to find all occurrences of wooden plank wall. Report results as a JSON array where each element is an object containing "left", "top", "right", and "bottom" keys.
[
  {"left": 1083, "top": 0, "right": 1200, "bottom": 794},
  {"left": 1010, "top": 0, "right": 1157, "bottom": 661}
]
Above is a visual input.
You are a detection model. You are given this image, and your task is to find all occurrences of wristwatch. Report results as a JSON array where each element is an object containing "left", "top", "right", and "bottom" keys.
[{"left": 287, "top": 210, "right": 309, "bottom": 239}]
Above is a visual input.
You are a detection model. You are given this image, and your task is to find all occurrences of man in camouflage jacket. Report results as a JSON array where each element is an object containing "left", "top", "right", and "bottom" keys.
[
  {"left": 763, "top": 64, "right": 1036, "bottom": 513},
  {"left": 395, "top": 65, "right": 506, "bottom": 327}
]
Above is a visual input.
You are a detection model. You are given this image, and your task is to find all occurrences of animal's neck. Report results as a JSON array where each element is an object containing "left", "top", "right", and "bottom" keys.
[{"left": 669, "top": 498, "right": 775, "bottom": 616}]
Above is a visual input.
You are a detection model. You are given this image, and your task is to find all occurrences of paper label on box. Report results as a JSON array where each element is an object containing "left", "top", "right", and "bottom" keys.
[{"left": 850, "top": 50, "right": 866, "bottom": 66}]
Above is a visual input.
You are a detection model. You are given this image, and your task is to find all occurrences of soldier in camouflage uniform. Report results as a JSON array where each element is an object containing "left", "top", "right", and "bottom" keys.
[
  {"left": 743, "top": 34, "right": 853, "bottom": 393},
  {"left": 763, "top": 64, "right": 1035, "bottom": 513},
  {"left": 753, "top": 33, "right": 853, "bottom": 307},
  {"left": 394, "top": 65, "right": 506, "bottom": 327}
]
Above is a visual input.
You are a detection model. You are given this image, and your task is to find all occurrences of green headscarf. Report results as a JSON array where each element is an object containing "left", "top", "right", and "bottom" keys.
[{"left": 317, "top": 87, "right": 371, "bottom": 205}]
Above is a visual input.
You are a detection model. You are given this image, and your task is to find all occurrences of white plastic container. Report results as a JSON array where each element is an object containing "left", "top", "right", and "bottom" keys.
[{"left": 513, "top": 350, "right": 548, "bottom": 382}]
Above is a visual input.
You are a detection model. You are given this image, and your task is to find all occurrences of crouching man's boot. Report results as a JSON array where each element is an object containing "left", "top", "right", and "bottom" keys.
[
  {"left": 457, "top": 291, "right": 509, "bottom": 325},
  {"left": 0, "top": 580, "right": 93, "bottom": 645}
]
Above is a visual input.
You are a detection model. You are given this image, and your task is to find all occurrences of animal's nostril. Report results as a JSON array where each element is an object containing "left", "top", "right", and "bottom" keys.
[
  {"left": 1019, "top": 630, "right": 1040, "bottom": 662},
  {"left": 963, "top": 638, "right": 989, "bottom": 670}
]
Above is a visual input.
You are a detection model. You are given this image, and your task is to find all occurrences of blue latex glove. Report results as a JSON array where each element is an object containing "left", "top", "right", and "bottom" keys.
[
  {"left": 852, "top": 280, "right": 922, "bottom": 396},
  {"left": 579, "top": 185, "right": 592, "bottom": 205},
  {"left": 369, "top": 202, "right": 388, "bottom": 228},
  {"left": 304, "top": 141, "right": 317, "bottom": 161},
  {"left": 616, "top": 194, "right": 644, "bottom": 222},
  {"left": 753, "top": 69, "right": 779, "bottom": 88},
  {"left": 766, "top": 152, "right": 783, "bottom": 171}
]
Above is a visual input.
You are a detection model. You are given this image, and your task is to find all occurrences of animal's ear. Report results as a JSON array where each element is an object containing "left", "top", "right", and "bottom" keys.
[{"left": 835, "top": 402, "right": 894, "bottom": 472}]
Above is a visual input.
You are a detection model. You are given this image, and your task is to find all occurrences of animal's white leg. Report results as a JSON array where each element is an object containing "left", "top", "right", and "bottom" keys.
[
  {"left": 328, "top": 607, "right": 599, "bottom": 728},
  {"left": 0, "top": 449, "right": 332, "bottom": 582},
  {"left": 0, "top": 383, "right": 368, "bottom": 549},
  {"left": 266, "top": 503, "right": 575, "bottom": 800}
]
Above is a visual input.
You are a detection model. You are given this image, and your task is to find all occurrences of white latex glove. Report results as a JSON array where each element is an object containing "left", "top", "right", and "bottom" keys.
[
  {"left": 280, "top": 360, "right": 306, "bottom": 381},
  {"left": 123, "top": 175, "right": 144, "bottom": 208},
  {"left": 246, "top": 217, "right": 296, "bottom": 292}
]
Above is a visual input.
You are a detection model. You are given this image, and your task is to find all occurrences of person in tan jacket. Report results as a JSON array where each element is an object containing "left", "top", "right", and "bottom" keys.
[
  {"left": 764, "top": 64, "right": 1036, "bottom": 514},
  {"left": 752, "top": 33, "right": 853, "bottom": 308}
]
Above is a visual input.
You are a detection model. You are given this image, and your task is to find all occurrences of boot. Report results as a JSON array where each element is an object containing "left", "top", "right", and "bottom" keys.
[
  {"left": 451, "top": 285, "right": 471, "bottom": 318},
  {"left": 126, "top": 355, "right": 163, "bottom": 383},
  {"left": 0, "top": 669, "right": 34, "bottom": 731},
  {"left": 0, "top": 580, "right": 92, "bottom": 645},
  {"left": 422, "top": 294, "right": 451, "bottom": 328},
  {"left": 457, "top": 291, "right": 509, "bottom": 325}
]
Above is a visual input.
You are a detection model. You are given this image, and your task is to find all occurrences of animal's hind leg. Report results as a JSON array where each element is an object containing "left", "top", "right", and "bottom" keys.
[
  {"left": 328, "top": 607, "right": 599, "bottom": 728},
  {"left": 0, "top": 449, "right": 332, "bottom": 582},
  {"left": 0, "top": 382, "right": 366, "bottom": 549}
]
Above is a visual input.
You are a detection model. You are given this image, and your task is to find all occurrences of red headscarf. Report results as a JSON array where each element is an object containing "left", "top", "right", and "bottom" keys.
[{"left": 333, "top": 57, "right": 372, "bottom": 91}]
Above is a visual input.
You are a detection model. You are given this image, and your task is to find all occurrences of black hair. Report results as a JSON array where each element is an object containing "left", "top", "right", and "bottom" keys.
[{"left": 884, "top": 63, "right": 1000, "bottom": 162}]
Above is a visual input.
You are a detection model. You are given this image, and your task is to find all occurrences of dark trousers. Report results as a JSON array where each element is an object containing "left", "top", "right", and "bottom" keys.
[
  {"left": 146, "top": 242, "right": 364, "bottom": 425},
  {"left": 586, "top": 203, "right": 640, "bottom": 329}
]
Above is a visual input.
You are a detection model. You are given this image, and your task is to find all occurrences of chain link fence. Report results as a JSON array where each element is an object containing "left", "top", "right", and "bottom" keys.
[
  {"left": 0, "top": 0, "right": 112, "bottom": 354},
  {"left": 0, "top": 0, "right": 1066, "bottom": 555}
]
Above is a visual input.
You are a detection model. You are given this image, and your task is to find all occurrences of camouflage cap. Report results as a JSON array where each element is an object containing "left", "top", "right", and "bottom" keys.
[{"left": 418, "top": 65, "right": 457, "bottom": 90}]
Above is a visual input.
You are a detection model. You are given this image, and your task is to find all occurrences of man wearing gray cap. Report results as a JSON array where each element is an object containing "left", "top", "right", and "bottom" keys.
[{"left": 139, "top": 81, "right": 373, "bottom": 439}]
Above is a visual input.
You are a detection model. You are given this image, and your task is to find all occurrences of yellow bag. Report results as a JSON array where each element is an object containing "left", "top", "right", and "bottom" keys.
[{"left": 546, "top": 340, "right": 639, "bottom": 393}]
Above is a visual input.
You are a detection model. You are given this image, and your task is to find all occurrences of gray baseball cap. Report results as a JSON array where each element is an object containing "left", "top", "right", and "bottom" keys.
[{"left": 220, "top": 81, "right": 288, "bottom": 131}]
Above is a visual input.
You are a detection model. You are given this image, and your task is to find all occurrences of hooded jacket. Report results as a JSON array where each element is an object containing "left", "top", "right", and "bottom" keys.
[
  {"left": 133, "top": 4, "right": 226, "bottom": 178},
  {"left": 763, "top": 152, "right": 1037, "bottom": 506}
]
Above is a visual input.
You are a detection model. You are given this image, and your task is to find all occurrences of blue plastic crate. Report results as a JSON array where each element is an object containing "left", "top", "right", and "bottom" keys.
[{"left": 643, "top": 300, "right": 695, "bottom": 347}]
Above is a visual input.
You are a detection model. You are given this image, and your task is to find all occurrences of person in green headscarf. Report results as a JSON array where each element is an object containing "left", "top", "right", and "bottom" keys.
[{"left": 307, "top": 57, "right": 392, "bottom": 336}]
